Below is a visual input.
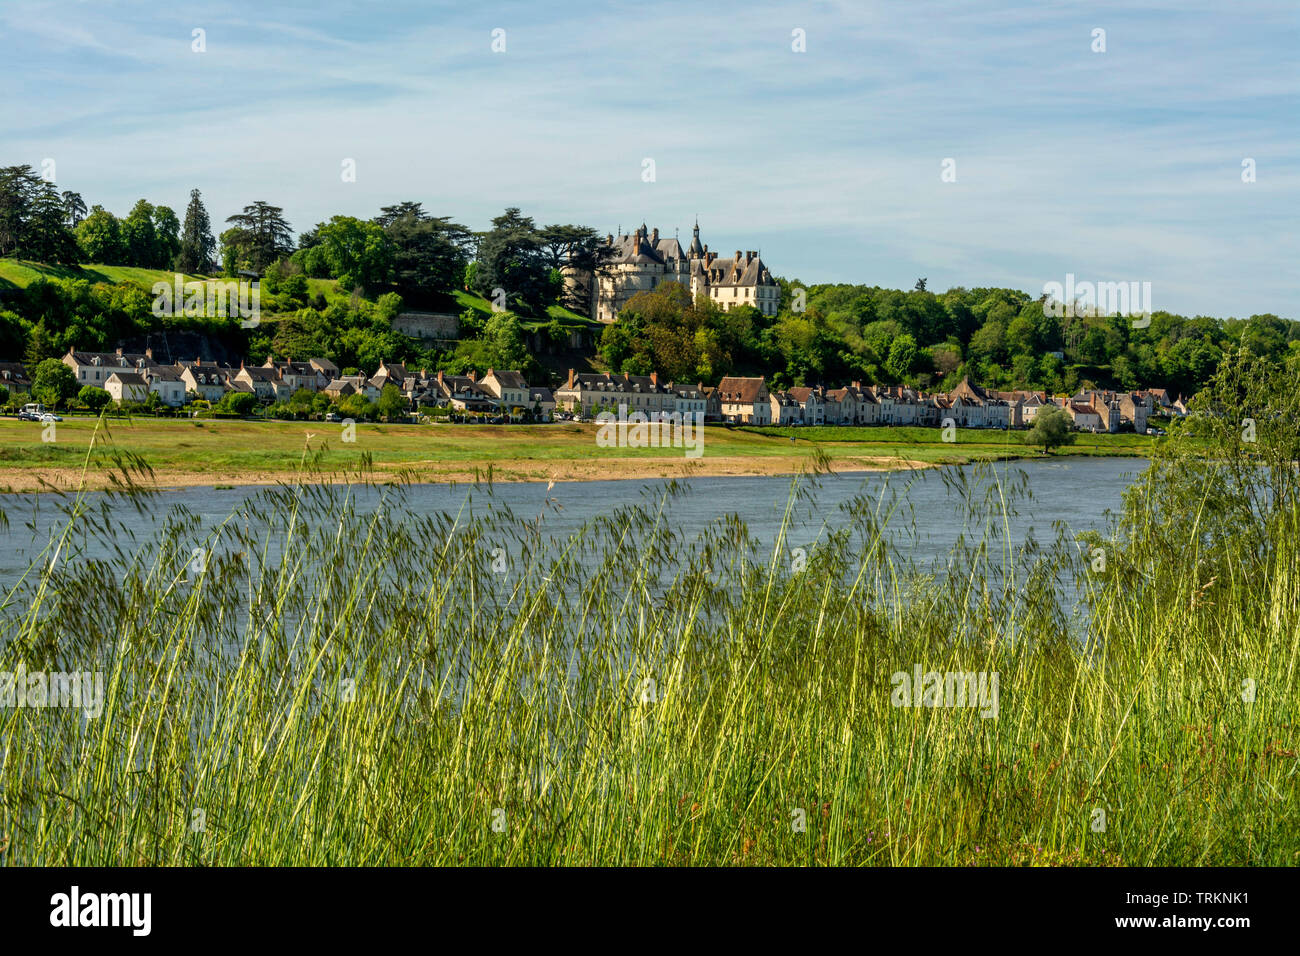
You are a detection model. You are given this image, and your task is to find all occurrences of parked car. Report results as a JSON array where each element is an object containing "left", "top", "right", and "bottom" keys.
[
  {"left": 18, "top": 403, "right": 60, "bottom": 422},
  {"left": 324, "top": 412, "right": 341, "bottom": 423}
]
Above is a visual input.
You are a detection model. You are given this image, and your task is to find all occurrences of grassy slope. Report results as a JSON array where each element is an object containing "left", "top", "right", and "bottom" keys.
[
  {"left": 0, "top": 258, "right": 339, "bottom": 306},
  {"left": 451, "top": 288, "right": 595, "bottom": 329},
  {"left": 0, "top": 258, "right": 593, "bottom": 340},
  {"left": 0, "top": 259, "right": 209, "bottom": 290}
]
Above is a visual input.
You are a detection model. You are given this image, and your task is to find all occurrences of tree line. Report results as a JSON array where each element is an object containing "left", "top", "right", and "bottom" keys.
[
  {"left": 599, "top": 279, "right": 1298, "bottom": 399},
  {"left": 2, "top": 163, "right": 1295, "bottom": 397}
]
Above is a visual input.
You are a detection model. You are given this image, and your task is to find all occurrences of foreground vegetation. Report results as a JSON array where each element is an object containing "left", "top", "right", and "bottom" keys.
[{"left": 0, "top": 349, "right": 1295, "bottom": 865}]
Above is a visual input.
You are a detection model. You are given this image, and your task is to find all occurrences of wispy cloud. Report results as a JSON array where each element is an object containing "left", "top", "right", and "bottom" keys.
[{"left": 1, "top": 0, "right": 1295, "bottom": 316}]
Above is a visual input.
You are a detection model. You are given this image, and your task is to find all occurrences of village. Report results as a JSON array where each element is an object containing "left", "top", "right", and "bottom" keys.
[{"left": 0, "top": 347, "right": 1188, "bottom": 435}]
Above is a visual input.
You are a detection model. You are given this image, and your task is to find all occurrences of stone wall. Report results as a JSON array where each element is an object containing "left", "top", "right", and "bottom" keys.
[{"left": 392, "top": 311, "right": 460, "bottom": 340}]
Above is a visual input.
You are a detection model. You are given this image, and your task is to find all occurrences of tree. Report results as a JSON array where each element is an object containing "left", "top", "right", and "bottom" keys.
[
  {"left": 886, "top": 333, "right": 918, "bottom": 381},
  {"left": 482, "top": 311, "right": 530, "bottom": 372},
  {"left": 31, "top": 358, "right": 77, "bottom": 408},
  {"left": 376, "top": 202, "right": 474, "bottom": 303},
  {"left": 223, "top": 201, "right": 293, "bottom": 273},
  {"left": 122, "top": 199, "right": 159, "bottom": 267},
  {"left": 152, "top": 204, "right": 182, "bottom": 269},
  {"left": 0, "top": 384, "right": 9, "bottom": 406},
  {"left": 78, "top": 384, "right": 111, "bottom": 412},
  {"left": 61, "top": 190, "right": 87, "bottom": 227},
  {"left": 1026, "top": 405, "right": 1076, "bottom": 454},
  {"left": 538, "top": 223, "right": 617, "bottom": 313},
  {"left": 219, "top": 391, "right": 258, "bottom": 416},
  {"left": 28, "top": 187, "right": 82, "bottom": 263},
  {"left": 75, "top": 206, "right": 127, "bottom": 263},
  {"left": 377, "top": 383, "right": 407, "bottom": 421},
  {"left": 472, "top": 208, "right": 552, "bottom": 313},
  {"left": 338, "top": 392, "right": 373, "bottom": 421},
  {"left": 0, "top": 166, "right": 80, "bottom": 262},
  {"left": 537, "top": 223, "right": 601, "bottom": 271},
  {"left": 176, "top": 188, "right": 217, "bottom": 273},
  {"left": 307, "top": 216, "right": 393, "bottom": 292},
  {"left": 0, "top": 165, "right": 46, "bottom": 256},
  {"left": 24, "top": 318, "right": 59, "bottom": 371}
]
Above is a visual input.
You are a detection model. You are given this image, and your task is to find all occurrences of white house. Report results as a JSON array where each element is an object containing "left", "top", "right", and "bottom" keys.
[{"left": 104, "top": 371, "right": 150, "bottom": 405}]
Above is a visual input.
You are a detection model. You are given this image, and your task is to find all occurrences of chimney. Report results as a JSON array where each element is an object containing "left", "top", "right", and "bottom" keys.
[
  {"left": 735, "top": 250, "right": 741, "bottom": 262},
  {"left": 852, "top": 381, "right": 861, "bottom": 389},
  {"left": 115, "top": 347, "right": 124, "bottom": 357},
  {"left": 651, "top": 227, "right": 659, "bottom": 243},
  {"left": 467, "top": 369, "right": 476, "bottom": 382},
  {"left": 487, "top": 367, "right": 494, "bottom": 379},
  {"left": 650, "top": 371, "right": 658, "bottom": 385},
  {"left": 437, "top": 370, "right": 444, "bottom": 389},
  {"left": 567, "top": 368, "right": 575, "bottom": 388}
]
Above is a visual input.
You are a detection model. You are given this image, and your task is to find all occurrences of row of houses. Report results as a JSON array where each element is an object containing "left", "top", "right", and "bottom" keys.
[
  {"left": 7, "top": 349, "right": 1189, "bottom": 432},
  {"left": 43, "top": 349, "right": 558, "bottom": 417},
  {"left": 339, "top": 365, "right": 558, "bottom": 419},
  {"left": 553, "top": 369, "right": 1186, "bottom": 433}
]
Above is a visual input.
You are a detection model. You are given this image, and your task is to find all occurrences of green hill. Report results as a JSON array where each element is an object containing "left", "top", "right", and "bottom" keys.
[
  {"left": 0, "top": 259, "right": 595, "bottom": 329},
  {"left": 0, "top": 259, "right": 212, "bottom": 291},
  {"left": 450, "top": 288, "right": 596, "bottom": 330}
]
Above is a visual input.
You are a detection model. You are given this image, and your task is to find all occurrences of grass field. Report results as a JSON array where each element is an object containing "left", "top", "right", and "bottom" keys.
[
  {"left": 0, "top": 259, "right": 209, "bottom": 290},
  {"left": 0, "top": 258, "right": 600, "bottom": 333},
  {"left": 0, "top": 415, "right": 1154, "bottom": 492},
  {"left": 0, "top": 257, "right": 340, "bottom": 302}
]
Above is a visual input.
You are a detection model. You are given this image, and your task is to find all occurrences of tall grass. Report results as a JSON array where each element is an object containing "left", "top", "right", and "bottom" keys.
[{"left": 0, "top": 354, "right": 1296, "bottom": 865}]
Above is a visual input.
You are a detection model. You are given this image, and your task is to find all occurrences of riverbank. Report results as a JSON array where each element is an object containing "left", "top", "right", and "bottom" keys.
[{"left": 0, "top": 416, "right": 1154, "bottom": 493}]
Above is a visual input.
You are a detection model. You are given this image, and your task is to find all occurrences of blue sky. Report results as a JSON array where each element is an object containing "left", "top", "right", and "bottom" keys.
[{"left": 3, "top": 0, "right": 1296, "bottom": 317}]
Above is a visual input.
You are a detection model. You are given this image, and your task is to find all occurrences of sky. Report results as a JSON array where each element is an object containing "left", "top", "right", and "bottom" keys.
[{"left": 2, "top": 0, "right": 1297, "bottom": 317}]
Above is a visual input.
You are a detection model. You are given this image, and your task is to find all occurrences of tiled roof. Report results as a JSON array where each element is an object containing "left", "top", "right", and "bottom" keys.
[{"left": 716, "top": 376, "right": 767, "bottom": 404}]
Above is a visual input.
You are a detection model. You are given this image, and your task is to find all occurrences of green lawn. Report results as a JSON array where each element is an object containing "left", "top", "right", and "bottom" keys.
[
  {"left": 0, "top": 414, "right": 1159, "bottom": 492},
  {"left": 0, "top": 258, "right": 211, "bottom": 290},
  {"left": 451, "top": 288, "right": 596, "bottom": 329},
  {"left": 740, "top": 424, "right": 1160, "bottom": 459}
]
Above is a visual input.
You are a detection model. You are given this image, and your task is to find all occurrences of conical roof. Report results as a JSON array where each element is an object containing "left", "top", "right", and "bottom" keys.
[{"left": 687, "top": 219, "right": 704, "bottom": 257}]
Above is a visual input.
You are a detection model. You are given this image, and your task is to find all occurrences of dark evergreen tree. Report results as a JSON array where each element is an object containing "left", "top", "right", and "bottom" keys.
[
  {"left": 472, "top": 207, "right": 552, "bottom": 314},
  {"left": 224, "top": 201, "right": 293, "bottom": 273},
  {"left": 177, "top": 188, "right": 216, "bottom": 273}
]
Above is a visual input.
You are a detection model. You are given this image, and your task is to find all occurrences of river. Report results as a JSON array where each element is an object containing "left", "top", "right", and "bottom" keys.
[{"left": 0, "top": 457, "right": 1146, "bottom": 589}]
